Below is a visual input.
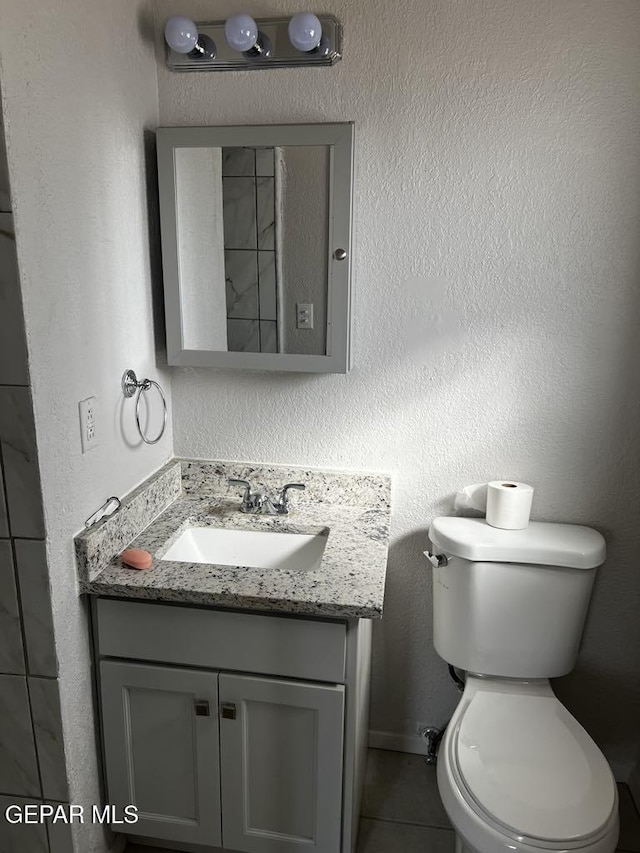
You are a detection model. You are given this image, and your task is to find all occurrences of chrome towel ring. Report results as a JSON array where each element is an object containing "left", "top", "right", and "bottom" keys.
[{"left": 122, "top": 369, "right": 168, "bottom": 445}]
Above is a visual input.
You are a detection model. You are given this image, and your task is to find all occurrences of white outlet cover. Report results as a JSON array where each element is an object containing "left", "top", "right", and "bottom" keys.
[{"left": 79, "top": 396, "right": 98, "bottom": 453}]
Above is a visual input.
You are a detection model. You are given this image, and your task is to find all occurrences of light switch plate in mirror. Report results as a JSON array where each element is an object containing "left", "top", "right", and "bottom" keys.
[{"left": 157, "top": 123, "right": 354, "bottom": 373}]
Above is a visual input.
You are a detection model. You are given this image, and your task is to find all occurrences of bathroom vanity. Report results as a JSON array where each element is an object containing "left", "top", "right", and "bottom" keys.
[{"left": 76, "top": 460, "right": 390, "bottom": 853}]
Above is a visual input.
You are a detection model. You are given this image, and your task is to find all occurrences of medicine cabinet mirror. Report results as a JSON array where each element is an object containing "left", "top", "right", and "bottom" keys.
[{"left": 157, "top": 123, "right": 354, "bottom": 373}]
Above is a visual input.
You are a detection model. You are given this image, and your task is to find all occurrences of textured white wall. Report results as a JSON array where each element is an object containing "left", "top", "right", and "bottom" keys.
[
  {"left": 0, "top": 1, "right": 172, "bottom": 849},
  {"left": 159, "top": 0, "right": 640, "bottom": 776}
]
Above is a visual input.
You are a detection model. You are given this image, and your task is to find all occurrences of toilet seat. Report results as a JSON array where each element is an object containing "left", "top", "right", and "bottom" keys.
[{"left": 452, "top": 689, "right": 616, "bottom": 847}]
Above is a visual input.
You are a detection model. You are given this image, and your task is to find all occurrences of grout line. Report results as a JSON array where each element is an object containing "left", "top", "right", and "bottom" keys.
[
  {"left": 44, "top": 818, "right": 53, "bottom": 852},
  {"left": 0, "top": 791, "right": 69, "bottom": 803},
  {"left": 10, "top": 538, "right": 32, "bottom": 676},
  {"left": 0, "top": 670, "right": 56, "bottom": 679},
  {"left": 5, "top": 535, "right": 46, "bottom": 542},
  {"left": 0, "top": 442, "right": 11, "bottom": 537},
  {"left": 25, "top": 673, "right": 59, "bottom": 681},
  {"left": 25, "top": 676, "right": 46, "bottom": 800},
  {"left": 361, "top": 815, "right": 453, "bottom": 832}
]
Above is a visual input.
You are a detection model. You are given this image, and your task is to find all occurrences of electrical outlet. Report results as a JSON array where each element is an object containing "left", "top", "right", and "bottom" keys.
[
  {"left": 296, "top": 302, "right": 314, "bottom": 330},
  {"left": 79, "top": 397, "right": 98, "bottom": 453}
]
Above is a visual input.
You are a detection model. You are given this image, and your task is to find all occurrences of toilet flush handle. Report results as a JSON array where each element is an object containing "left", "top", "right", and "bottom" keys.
[{"left": 424, "top": 551, "right": 449, "bottom": 568}]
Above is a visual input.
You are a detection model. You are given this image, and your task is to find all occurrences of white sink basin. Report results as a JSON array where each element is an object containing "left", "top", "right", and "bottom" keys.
[{"left": 161, "top": 527, "right": 327, "bottom": 571}]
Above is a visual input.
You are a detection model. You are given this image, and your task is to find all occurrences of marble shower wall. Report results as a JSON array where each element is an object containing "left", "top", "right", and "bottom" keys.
[
  {"left": 0, "top": 97, "right": 71, "bottom": 853},
  {"left": 222, "top": 146, "right": 279, "bottom": 353}
]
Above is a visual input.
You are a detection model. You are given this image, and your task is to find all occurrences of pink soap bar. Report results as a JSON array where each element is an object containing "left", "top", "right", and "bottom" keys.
[{"left": 122, "top": 548, "right": 153, "bottom": 570}]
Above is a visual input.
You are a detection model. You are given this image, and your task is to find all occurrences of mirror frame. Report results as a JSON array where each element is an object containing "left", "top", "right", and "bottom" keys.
[{"left": 157, "top": 123, "right": 354, "bottom": 373}]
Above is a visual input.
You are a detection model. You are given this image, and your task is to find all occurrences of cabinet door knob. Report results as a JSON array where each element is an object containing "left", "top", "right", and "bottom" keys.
[
  {"left": 194, "top": 700, "right": 210, "bottom": 717},
  {"left": 221, "top": 703, "right": 237, "bottom": 720}
]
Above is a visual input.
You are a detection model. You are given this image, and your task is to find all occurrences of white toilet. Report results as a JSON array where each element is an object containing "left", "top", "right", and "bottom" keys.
[{"left": 426, "top": 517, "right": 619, "bottom": 853}]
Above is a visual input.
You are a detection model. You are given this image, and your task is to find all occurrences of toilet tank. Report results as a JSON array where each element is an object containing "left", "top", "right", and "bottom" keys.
[{"left": 428, "top": 518, "right": 606, "bottom": 678}]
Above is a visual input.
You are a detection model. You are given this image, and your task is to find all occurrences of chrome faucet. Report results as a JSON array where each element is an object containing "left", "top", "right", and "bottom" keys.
[
  {"left": 274, "top": 483, "right": 306, "bottom": 514},
  {"left": 229, "top": 479, "right": 306, "bottom": 515}
]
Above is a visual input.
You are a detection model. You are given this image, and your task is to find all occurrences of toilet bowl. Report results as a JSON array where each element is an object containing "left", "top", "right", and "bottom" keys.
[
  {"left": 426, "top": 517, "right": 619, "bottom": 853},
  {"left": 437, "top": 676, "right": 619, "bottom": 853}
]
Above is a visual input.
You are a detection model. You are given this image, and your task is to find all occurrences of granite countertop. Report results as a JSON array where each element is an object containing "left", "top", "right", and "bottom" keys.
[{"left": 77, "top": 460, "right": 391, "bottom": 619}]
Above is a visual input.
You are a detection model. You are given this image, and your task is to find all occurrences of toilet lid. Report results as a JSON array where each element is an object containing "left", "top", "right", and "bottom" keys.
[{"left": 455, "top": 691, "right": 615, "bottom": 842}]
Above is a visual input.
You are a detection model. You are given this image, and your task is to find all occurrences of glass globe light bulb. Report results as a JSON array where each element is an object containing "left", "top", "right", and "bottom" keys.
[
  {"left": 288, "top": 12, "right": 322, "bottom": 52},
  {"left": 164, "top": 16, "right": 199, "bottom": 53},
  {"left": 224, "top": 14, "right": 259, "bottom": 52}
]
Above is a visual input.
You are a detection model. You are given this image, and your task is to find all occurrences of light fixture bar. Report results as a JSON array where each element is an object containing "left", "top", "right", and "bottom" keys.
[{"left": 165, "top": 15, "right": 342, "bottom": 72}]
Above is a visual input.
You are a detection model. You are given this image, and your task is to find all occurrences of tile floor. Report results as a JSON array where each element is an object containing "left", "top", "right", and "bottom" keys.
[
  {"left": 127, "top": 748, "right": 640, "bottom": 853},
  {"left": 357, "top": 750, "right": 640, "bottom": 853}
]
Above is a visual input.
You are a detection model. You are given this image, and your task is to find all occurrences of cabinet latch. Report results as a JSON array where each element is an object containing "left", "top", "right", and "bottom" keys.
[{"left": 221, "top": 703, "right": 237, "bottom": 720}]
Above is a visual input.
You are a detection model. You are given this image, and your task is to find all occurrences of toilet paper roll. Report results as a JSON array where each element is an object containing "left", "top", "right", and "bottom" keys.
[
  {"left": 485, "top": 481, "right": 534, "bottom": 530},
  {"left": 453, "top": 483, "right": 488, "bottom": 515}
]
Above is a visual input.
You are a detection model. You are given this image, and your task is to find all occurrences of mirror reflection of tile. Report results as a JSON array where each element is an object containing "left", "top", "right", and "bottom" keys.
[{"left": 222, "top": 147, "right": 278, "bottom": 354}]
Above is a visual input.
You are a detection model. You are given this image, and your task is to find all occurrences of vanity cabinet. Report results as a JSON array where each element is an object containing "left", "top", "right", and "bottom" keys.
[{"left": 94, "top": 597, "right": 371, "bottom": 853}]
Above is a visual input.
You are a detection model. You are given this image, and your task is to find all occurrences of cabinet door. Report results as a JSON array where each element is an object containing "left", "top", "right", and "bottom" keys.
[
  {"left": 219, "top": 673, "right": 345, "bottom": 853},
  {"left": 100, "top": 660, "right": 221, "bottom": 847}
]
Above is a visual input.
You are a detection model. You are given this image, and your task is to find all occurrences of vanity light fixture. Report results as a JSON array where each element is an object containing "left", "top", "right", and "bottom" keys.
[
  {"left": 164, "top": 13, "right": 342, "bottom": 72},
  {"left": 164, "top": 16, "right": 216, "bottom": 59},
  {"left": 288, "top": 12, "right": 328, "bottom": 55},
  {"left": 224, "top": 13, "right": 272, "bottom": 58}
]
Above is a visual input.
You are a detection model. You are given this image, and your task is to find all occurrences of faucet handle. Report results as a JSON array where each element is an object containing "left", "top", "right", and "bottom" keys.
[
  {"left": 228, "top": 478, "right": 252, "bottom": 505},
  {"left": 278, "top": 483, "right": 306, "bottom": 512},
  {"left": 229, "top": 479, "right": 270, "bottom": 513},
  {"left": 281, "top": 483, "right": 305, "bottom": 495}
]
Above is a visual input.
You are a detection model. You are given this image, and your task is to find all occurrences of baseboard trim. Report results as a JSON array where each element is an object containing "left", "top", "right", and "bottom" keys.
[{"left": 368, "top": 730, "right": 428, "bottom": 756}]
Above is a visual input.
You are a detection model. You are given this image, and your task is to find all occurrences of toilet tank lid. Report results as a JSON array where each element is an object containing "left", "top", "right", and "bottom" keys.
[{"left": 429, "top": 517, "right": 606, "bottom": 569}]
